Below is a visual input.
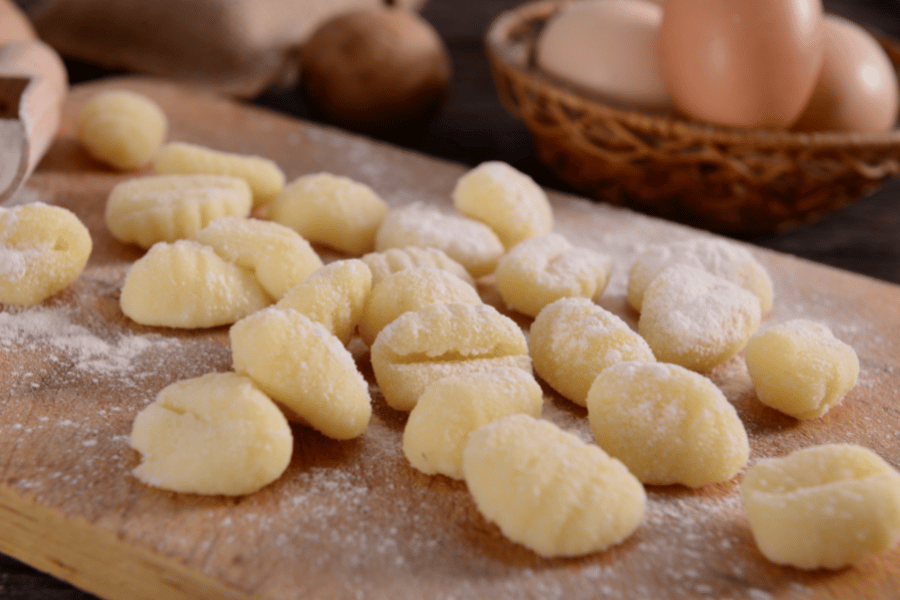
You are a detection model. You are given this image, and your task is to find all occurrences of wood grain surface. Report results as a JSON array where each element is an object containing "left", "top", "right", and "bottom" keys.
[{"left": 1, "top": 77, "right": 899, "bottom": 600}]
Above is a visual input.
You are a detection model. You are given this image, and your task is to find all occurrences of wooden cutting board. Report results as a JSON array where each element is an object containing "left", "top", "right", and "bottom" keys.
[{"left": 2, "top": 77, "right": 899, "bottom": 600}]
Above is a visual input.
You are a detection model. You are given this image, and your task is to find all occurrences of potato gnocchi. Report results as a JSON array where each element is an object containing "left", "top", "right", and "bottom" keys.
[
  {"left": 742, "top": 444, "right": 900, "bottom": 570},
  {"left": 154, "top": 141, "right": 285, "bottom": 208},
  {"left": 195, "top": 216, "right": 323, "bottom": 300},
  {"left": 529, "top": 297, "right": 655, "bottom": 407},
  {"left": 370, "top": 302, "right": 531, "bottom": 411},
  {"left": 587, "top": 361, "right": 749, "bottom": 488},
  {"left": 130, "top": 372, "right": 292, "bottom": 496},
  {"left": 269, "top": 173, "right": 388, "bottom": 256},
  {"left": 0, "top": 203, "right": 92, "bottom": 306},
  {"left": 452, "top": 161, "right": 553, "bottom": 249},
  {"left": 744, "top": 319, "right": 859, "bottom": 419},
  {"left": 402, "top": 367, "right": 543, "bottom": 479},
  {"left": 494, "top": 233, "right": 612, "bottom": 317},
  {"left": 105, "top": 174, "right": 253, "bottom": 249},
  {"left": 462, "top": 414, "right": 646, "bottom": 558},
  {"left": 361, "top": 246, "right": 474, "bottom": 286},
  {"left": 120, "top": 240, "right": 270, "bottom": 328},
  {"left": 76, "top": 89, "right": 168, "bottom": 171},
  {"left": 230, "top": 307, "right": 372, "bottom": 440}
]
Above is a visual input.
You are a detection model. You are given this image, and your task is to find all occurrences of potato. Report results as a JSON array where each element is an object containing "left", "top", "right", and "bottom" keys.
[{"left": 300, "top": 7, "right": 452, "bottom": 133}]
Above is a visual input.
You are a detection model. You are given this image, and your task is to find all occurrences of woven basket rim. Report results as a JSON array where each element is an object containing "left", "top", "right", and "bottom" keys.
[{"left": 485, "top": 0, "right": 900, "bottom": 150}]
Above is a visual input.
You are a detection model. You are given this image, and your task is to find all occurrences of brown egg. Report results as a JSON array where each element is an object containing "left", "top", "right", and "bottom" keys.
[
  {"left": 793, "top": 15, "right": 899, "bottom": 133},
  {"left": 658, "top": 0, "right": 825, "bottom": 129}
]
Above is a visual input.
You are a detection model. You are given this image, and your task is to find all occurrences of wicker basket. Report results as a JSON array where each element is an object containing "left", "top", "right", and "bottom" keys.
[{"left": 485, "top": 0, "right": 900, "bottom": 236}]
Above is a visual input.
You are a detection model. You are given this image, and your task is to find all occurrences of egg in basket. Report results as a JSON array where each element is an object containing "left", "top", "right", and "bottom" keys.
[{"left": 485, "top": 0, "right": 900, "bottom": 236}]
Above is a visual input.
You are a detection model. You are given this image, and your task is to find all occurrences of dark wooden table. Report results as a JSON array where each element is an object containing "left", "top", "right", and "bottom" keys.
[{"left": 2, "top": 0, "right": 899, "bottom": 598}]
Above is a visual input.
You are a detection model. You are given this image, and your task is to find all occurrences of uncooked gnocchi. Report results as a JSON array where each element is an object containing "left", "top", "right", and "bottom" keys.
[
  {"left": 742, "top": 444, "right": 900, "bottom": 570},
  {"left": 105, "top": 174, "right": 253, "bottom": 249},
  {"left": 494, "top": 233, "right": 612, "bottom": 317},
  {"left": 274, "top": 259, "right": 372, "bottom": 346},
  {"left": 129, "top": 372, "right": 292, "bottom": 496},
  {"left": 361, "top": 246, "right": 474, "bottom": 286},
  {"left": 375, "top": 202, "right": 504, "bottom": 279},
  {"left": 370, "top": 302, "right": 531, "bottom": 411},
  {"left": 230, "top": 307, "right": 372, "bottom": 440},
  {"left": 358, "top": 267, "right": 481, "bottom": 347},
  {"left": 744, "top": 319, "right": 859, "bottom": 419},
  {"left": 195, "top": 216, "right": 323, "bottom": 300},
  {"left": 462, "top": 414, "right": 646, "bottom": 558},
  {"left": 586, "top": 361, "right": 750, "bottom": 488},
  {"left": 529, "top": 297, "right": 655, "bottom": 407},
  {"left": 638, "top": 265, "right": 761, "bottom": 372},
  {"left": 153, "top": 141, "right": 285, "bottom": 208},
  {"left": 627, "top": 237, "right": 774, "bottom": 314},
  {"left": 0, "top": 203, "right": 92, "bottom": 306},
  {"left": 76, "top": 89, "right": 168, "bottom": 171},
  {"left": 452, "top": 161, "right": 553, "bottom": 249},
  {"left": 269, "top": 172, "right": 388, "bottom": 256},
  {"left": 402, "top": 367, "right": 543, "bottom": 479},
  {"left": 120, "top": 240, "right": 270, "bottom": 328}
]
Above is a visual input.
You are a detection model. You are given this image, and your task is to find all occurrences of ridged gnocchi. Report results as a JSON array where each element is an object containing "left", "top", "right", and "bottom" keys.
[
  {"left": 119, "top": 240, "right": 270, "bottom": 328},
  {"left": 105, "top": 174, "right": 253, "bottom": 249},
  {"left": 361, "top": 246, "right": 474, "bottom": 286},
  {"left": 462, "top": 414, "right": 646, "bottom": 558},
  {"left": 0, "top": 203, "right": 92, "bottom": 306}
]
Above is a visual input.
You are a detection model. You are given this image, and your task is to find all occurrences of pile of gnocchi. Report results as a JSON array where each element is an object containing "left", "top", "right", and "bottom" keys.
[{"left": 5, "top": 88, "right": 899, "bottom": 572}]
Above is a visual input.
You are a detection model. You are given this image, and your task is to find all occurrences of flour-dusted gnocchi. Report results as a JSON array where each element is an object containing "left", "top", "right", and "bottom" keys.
[
  {"left": 494, "top": 233, "right": 612, "bottom": 317},
  {"left": 358, "top": 267, "right": 481, "bottom": 347},
  {"left": 195, "top": 216, "right": 323, "bottom": 300},
  {"left": 371, "top": 302, "right": 531, "bottom": 411},
  {"left": 586, "top": 361, "right": 749, "bottom": 487},
  {"left": 375, "top": 202, "right": 504, "bottom": 279},
  {"left": 402, "top": 367, "right": 543, "bottom": 479},
  {"left": 269, "top": 172, "right": 389, "bottom": 256},
  {"left": 462, "top": 414, "right": 646, "bottom": 558},
  {"left": 120, "top": 240, "right": 270, "bottom": 328},
  {"left": 529, "top": 297, "right": 655, "bottom": 407},
  {"left": 638, "top": 265, "right": 761, "bottom": 372},
  {"left": 76, "top": 89, "right": 168, "bottom": 171},
  {"left": 744, "top": 319, "right": 859, "bottom": 419},
  {"left": 742, "top": 444, "right": 900, "bottom": 570},
  {"left": 274, "top": 259, "right": 372, "bottom": 346},
  {"left": 129, "top": 372, "right": 292, "bottom": 496},
  {"left": 361, "top": 246, "right": 474, "bottom": 286},
  {"left": 627, "top": 237, "right": 774, "bottom": 314},
  {"left": 451, "top": 161, "right": 553, "bottom": 249},
  {"left": 153, "top": 141, "right": 285, "bottom": 209},
  {"left": 230, "top": 307, "right": 372, "bottom": 440},
  {"left": 105, "top": 174, "right": 253, "bottom": 249},
  {"left": 0, "top": 203, "right": 92, "bottom": 306}
]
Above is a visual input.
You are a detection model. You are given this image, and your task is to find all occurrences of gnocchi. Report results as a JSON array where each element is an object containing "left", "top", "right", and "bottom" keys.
[
  {"left": 269, "top": 173, "right": 388, "bottom": 256},
  {"left": 375, "top": 202, "right": 504, "bottom": 279},
  {"left": 742, "top": 444, "right": 900, "bottom": 570},
  {"left": 529, "top": 297, "right": 655, "bottom": 407},
  {"left": 195, "top": 216, "right": 323, "bottom": 300},
  {"left": 744, "top": 319, "right": 859, "bottom": 419},
  {"left": 494, "top": 233, "right": 612, "bottom": 317},
  {"left": 119, "top": 240, "right": 270, "bottom": 328},
  {"left": 0, "top": 203, "right": 92, "bottom": 306},
  {"left": 130, "top": 372, "right": 292, "bottom": 496},
  {"left": 370, "top": 302, "right": 531, "bottom": 411},
  {"left": 451, "top": 161, "right": 553, "bottom": 249},
  {"left": 153, "top": 141, "right": 285, "bottom": 209},
  {"left": 462, "top": 414, "right": 646, "bottom": 558},
  {"left": 105, "top": 174, "right": 253, "bottom": 249},
  {"left": 76, "top": 89, "right": 168, "bottom": 171},
  {"left": 402, "top": 367, "right": 543, "bottom": 479},
  {"left": 230, "top": 307, "right": 372, "bottom": 440},
  {"left": 361, "top": 246, "right": 474, "bottom": 286},
  {"left": 638, "top": 265, "right": 761, "bottom": 372},
  {"left": 586, "top": 361, "right": 749, "bottom": 488}
]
